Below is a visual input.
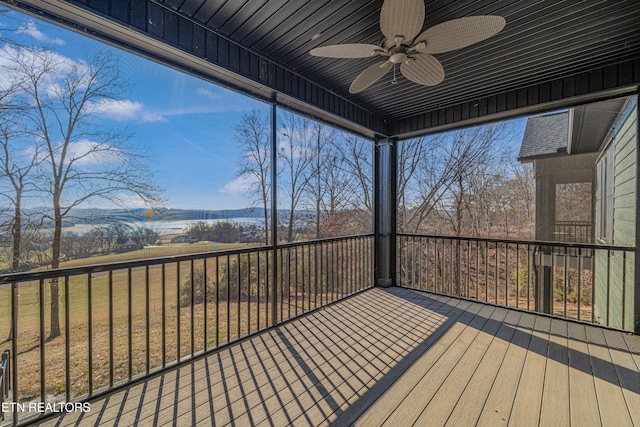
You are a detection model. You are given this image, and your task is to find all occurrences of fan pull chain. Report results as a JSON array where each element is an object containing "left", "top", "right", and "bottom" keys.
[{"left": 392, "top": 63, "right": 398, "bottom": 84}]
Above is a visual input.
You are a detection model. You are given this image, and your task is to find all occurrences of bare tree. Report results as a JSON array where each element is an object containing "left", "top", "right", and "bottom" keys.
[
  {"left": 305, "top": 122, "right": 330, "bottom": 238},
  {"left": 335, "top": 132, "right": 373, "bottom": 231},
  {"left": 303, "top": 122, "right": 356, "bottom": 237},
  {"left": 0, "top": 53, "right": 39, "bottom": 342},
  {"left": 398, "top": 124, "right": 511, "bottom": 235},
  {"left": 5, "top": 45, "right": 161, "bottom": 339},
  {"left": 278, "top": 111, "right": 316, "bottom": 242},
  {"left": 436, "top": 125, "right": 504, "bottom": 236},
  {"left": 235, "top": 110, "right": 271, "bottom": 244},
  {"left": 398, "top": 133, "right": 459, "bottom": 233},
  {"left": 0, "top": 123, "right": 41, "bottom": 273}
]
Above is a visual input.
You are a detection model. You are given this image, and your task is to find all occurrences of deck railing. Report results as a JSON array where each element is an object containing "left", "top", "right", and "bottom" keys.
[
  {"left": 398, "top": 233, "right": 635, "bottom": 331},
  {"left": 0, "top": 234, "right": 374, "bottom": 426},
  {"left": 554, "top": 221, "right": 593, "bottom": 244}
]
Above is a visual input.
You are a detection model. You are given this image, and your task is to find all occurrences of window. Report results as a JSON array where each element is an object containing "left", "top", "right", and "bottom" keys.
[{"left": 596, "top": 142, "right": 615, "bottom": 243}]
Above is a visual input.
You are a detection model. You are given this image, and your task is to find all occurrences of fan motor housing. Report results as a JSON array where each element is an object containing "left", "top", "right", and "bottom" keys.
[{"left": 389, "top": 46, "right": 408, "bottom": 63}]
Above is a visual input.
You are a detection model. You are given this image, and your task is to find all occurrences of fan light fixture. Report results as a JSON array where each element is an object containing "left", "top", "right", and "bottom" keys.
[{"left": 309, "top": 0, "right": 505, "bottom": 93}]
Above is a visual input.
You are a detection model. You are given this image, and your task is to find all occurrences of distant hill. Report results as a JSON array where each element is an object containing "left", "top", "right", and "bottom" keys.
[{"left": 3, "top": 207, "right": 267, "bottom": 228}]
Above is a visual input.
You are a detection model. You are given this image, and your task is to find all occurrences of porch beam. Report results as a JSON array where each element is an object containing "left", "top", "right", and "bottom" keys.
[
  {"left": 374, "top": 138, "right": 397, "bottom": 287},
  {"left": 389, "top": 59, "right": 640, "bottom": 140}
]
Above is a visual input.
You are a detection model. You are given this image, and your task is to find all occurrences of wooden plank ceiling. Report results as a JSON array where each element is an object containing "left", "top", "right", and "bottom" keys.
[
  {"left": 11, "top": 0, "right": 640, "bottom": 138},
  {"left": 158, "top": 0, "right": 640, "bottom": 136}
]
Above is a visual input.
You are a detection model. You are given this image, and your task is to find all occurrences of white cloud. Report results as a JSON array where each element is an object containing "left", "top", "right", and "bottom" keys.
[
  {"left": 21, "top": 139, "right": 124, "bottom": 166},
  {"left": 110, "top": 193, "right": 149, "bottom": 208},
  {"left": 50, "top": 139, "right": 122, "bottom": 166},
  {"left": 196, "top": 88, "right": 222, "bottom": 100},
  {"left": 17, "top": 21, "right": 65, "bottom": 46},
  {"left": 69, "top": 140, "right": 125, "bottom": 165},
  {"left": 219, "top": 175, "right": 258, "bottom": 195},
  {"left": 0, "top": 44, "right": 89, "bottom": 99},
  {"left": 88, "top": 99, "right": 166, "bottom": 123}
]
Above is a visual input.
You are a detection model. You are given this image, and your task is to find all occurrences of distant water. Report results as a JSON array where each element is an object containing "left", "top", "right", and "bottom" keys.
[{"left": 61, "top": 217, "right": 263, "bottom": 236}]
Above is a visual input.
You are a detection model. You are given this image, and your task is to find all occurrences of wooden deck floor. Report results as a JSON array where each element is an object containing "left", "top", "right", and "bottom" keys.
[{"left": 38, "top": 287, "right": 640, "bottom": 427}]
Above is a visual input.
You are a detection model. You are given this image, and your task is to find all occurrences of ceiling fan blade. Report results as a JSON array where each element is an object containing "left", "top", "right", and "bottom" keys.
[
  {"left": 400, "top": 54, "right": 445, "bottom": 87},
  {"left": 349, "top": 61, "right": 392, "bottom": 94},
  {"left": 415, "top": 16, "right": 506, "bottom": 54},
  {"left": 380, "top": 0, "right": 425, "bottom": 43},
  {"left": 310, "top": 44, "right": 382, "bottom": 58}
]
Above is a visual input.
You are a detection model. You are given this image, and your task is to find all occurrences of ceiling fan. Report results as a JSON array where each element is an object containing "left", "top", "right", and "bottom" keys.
[{"left": 309, "top": 0, "right": 505, "bottom": 94}]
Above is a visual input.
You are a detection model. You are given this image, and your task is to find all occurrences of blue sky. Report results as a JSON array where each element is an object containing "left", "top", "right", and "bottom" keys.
[{"left": 0, "top": 9, "right": 269, "bottom": 210}]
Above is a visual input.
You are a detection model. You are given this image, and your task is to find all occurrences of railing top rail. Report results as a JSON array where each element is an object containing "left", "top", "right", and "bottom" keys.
[
  {"left": 397, "top": 232, "right": 634, "bottom": 252},
  {"left": 554, "top": 221, "right": 593, "bottom": 225},
  {"left": 276, "top": 233, "right": 373, "bottom": 250},
  {"left": 0, "top": 233, "right": 373, "bottom": 284}
]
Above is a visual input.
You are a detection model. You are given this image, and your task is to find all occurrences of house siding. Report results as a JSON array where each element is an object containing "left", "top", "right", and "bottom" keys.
[{"left": 595, "top": 98, "right": 637, "bottom": 330}]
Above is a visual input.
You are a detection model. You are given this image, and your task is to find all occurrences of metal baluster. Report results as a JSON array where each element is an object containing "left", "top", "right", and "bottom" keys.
[
  {"left": 227, "top": 254, "right": 231, "bottom": 343},
  {"left": 577, "top": 249, "right": 582, "bottom": 321},
  {"left": 495, "top": 243, "right": 499, "bottom": 304},
  {"left": 161, "top": 264, "right": 166, "bottom": 368},
  {"left": 564, "top": 247, "right": 568, "bottom": 318},
  {"left": 257, "top": 252, "right": 261, "bottom": 331},
  {"left": 204, "top": 259, "right": 208, "bottom": 350},
  {"left": 128, "top": 268, "right": 133, "bottom": 378},
  {"left": 39, "top": 278, "right": 45, "bottom": 403},
  {"left": 516, "top": 244, "right": 520, "bottom": 309},
  {"left": 236, "top": 254, "right": 240, "bottom": 339},
  {"left": 485, "top": 242, "right": 488, "bottom": 302},
  {"left": 527, "top": 245, "right": 531, "bottom": 311},
  {"left": 302, "top": 245, "right": 306, "bottom": 311},
  {"left": 190, "top": 260, "right": 195, "bottom": 355},
  {"left": 66, "top": 275, "right": 72, "bottom": 400},
  {"left": 295, "top": 246, "right": 299, "bottom": 317},
  {"left": 467, "top": 240, "right": 471, "bottom": 298},
  {"left": 307, "top": 243, "right": 311, "bottom": 309},
  {"left": 146, "top": 265, "right": 151, "bottom": 371},
  {"left": 88, "top": 273, "right": 93, "bottom": 394},
  {"left": 176, "top": 263, "right": 180, "bottom": 362},
  {"left": 505, "top": 243, "right": 509, "bottom": 307},
  {"left": 622, "top": 251, "right": 627, "bottom": 330},
  {"left": 248, "top": 253, "right": 251, "bottom": 333},
  {"left": 314, "top": 243, "right": 319, "bottom": 307},
  {"left": 216, "top": 256, "right": 220, "bottom": 348}
]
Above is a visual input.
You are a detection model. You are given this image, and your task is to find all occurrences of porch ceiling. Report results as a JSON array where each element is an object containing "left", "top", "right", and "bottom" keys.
[
  {"left": 9, "top": 0, "right": 640, "bottom": 139},
  {"left": 168, "top": 0, "right": 639, "bottom": 118}
]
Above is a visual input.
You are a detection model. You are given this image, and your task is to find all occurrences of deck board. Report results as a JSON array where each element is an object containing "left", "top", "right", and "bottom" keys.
[
  {"left": 567, "top": 322, "right": 601, "bottom": 426},
  {"left": 475, "top": 311, "right": 534, "bottom": 426},
  {"left": 539, "top": 318, "right": 570, "bottom": 427},
  {"left": 586, "top": 326, "right": 635, "bottom": 426},
  {"left": 444, "top": 309, "right": 522, "bottom": 427},
  {"left": 380, "top": 304, "right": 497, "bottom": 426},
  {"left": 508, "top": 315, "right": 551, "bottom": 427},
  {"left": 34, "top": 287, "right": 640, "bottom": 427},
  {"left": 413, "top": 306, "right": 510, "bottom": 426}
]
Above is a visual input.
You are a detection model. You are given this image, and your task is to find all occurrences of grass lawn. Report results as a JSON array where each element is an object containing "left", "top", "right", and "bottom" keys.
[{"left": 52, "top": 242, "right": 251, "bottom": 268}]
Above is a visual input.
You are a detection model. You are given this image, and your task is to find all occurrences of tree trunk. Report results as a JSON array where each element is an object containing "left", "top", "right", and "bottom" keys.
[
  {"left": 262, "top": 187, "right": 269, "bottom": 246},
  {"left": 3, "top": 201, "right": 21, "bottom": 343},
  {"left": 49, "top": 203, "right": 62, "bottom": 340},
  {"left": 287, "top": 199, "right": 295, "bottom": 243}
]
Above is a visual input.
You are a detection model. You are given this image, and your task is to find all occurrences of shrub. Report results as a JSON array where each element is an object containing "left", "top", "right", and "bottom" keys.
[{"left": 179, "top": 267, "right": 215, "bottom": 307}]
